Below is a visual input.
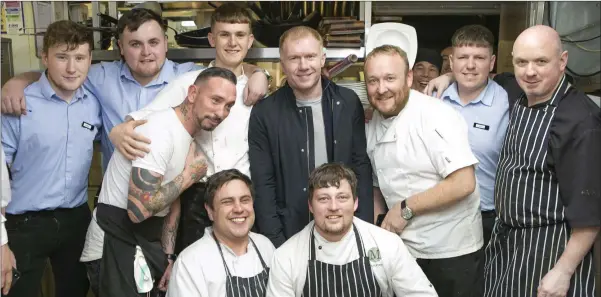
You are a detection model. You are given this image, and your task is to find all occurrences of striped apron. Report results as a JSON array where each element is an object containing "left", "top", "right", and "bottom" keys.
[
  {"left": 484, "top": 76, "right": 596, "bottom": 297},
  {"left": 212, "top": 233, "right": 270, "bottom": 297},
  {"left": 302, "top": 224, "right": 384, "bottom": 297}
]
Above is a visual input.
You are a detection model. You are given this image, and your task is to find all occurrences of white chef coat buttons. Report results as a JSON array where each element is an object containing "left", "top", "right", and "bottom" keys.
[{"left": 318, "top": 246, "right": 322, "bottom": 250}]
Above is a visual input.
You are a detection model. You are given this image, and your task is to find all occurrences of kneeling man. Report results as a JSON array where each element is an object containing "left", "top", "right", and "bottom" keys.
[
  {"left": 167, "top": 169, "right": 275, "bottom": 297},
  {"left": 267, "top": 163, "right": 437, "bottom": 297}
]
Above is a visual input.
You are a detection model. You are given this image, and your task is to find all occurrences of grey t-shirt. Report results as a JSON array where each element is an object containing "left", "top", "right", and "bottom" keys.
[{"left": 296, "top": 97, "right": 328, "bottom": 168}]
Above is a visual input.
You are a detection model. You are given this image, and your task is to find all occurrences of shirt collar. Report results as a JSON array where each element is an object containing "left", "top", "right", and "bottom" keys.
[
  {"left": 443, "top": 79, "right": 494, "bottom": 107},
  {"left": 208, "top": 60, "right": 247, "bottom": 80},
  {"left": 119, "top": 59, "right": 177, "bottom": 87},
  {"left": 39, "top": 71, "right": 87, "bottom": 102}
]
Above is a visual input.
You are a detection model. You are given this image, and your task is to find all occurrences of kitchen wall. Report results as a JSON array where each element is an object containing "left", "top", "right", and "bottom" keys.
[{"left": 1, "top": 2, "right": 42, "bottom": 75}]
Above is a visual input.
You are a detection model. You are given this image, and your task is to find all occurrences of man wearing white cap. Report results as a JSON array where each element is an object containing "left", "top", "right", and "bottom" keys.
[{"left": 363, "top": 32, "right": 484, "bottom": 297}]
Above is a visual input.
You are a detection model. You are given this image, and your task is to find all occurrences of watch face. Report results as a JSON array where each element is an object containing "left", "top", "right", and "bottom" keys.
[{"left": 401, "top": 208, "right": 413, "bottom": 220}]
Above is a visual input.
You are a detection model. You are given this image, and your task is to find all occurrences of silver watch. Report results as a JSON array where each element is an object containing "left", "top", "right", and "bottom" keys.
[{"left": 401, "top": 200, "right": 414, "bottom": 220}]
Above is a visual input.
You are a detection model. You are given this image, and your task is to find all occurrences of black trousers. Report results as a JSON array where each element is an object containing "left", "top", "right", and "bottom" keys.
[
  {"left": 416, "top": 248, "right": 483, "bottom": 297},
  {"left": 481, "top": 210, "right": 496, "bottom": 248},
  {"left": 4, "top": 204, "right": 91, "bottom": 297},
  {"left": 175, "top": 182, "right": 212, "bottom": 254}
]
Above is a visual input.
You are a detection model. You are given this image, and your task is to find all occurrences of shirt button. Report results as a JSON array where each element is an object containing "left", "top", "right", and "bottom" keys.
[
  {"left": 301, "top": 149, "right": 304, "bottom": 152},
  {"left": 334, "top": 140, "right": 337, "bottom": 144},
  {"left": 244, "top": 138, "right": 247, "bottom": 142},
  {"left": 299, "top": 109, "right": 303, "bottom": 113},
  {"left": 214, "top": 138, "right": 218, "bottom": 142},
  {"left": 336, "top": 101, "right": 340, "bottom": 105},
  {"left": 318, "top": 246, "right": 322, "bottom": 250},
  {"left": 303, "top": 188, "right": 306, "bottom": 192}
]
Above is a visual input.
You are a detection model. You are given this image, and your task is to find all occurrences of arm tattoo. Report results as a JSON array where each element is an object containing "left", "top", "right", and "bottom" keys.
[
  {"left": 161, "top": 199, "right": 180, "bottom": 254},
  {"left": 127, "top": 167, "right": 186, "bottom": 223}
]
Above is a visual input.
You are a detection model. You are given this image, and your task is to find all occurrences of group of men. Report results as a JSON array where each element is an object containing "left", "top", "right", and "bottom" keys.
[{"left": 1, "top": 3, "right": 599, "bottom": 297}]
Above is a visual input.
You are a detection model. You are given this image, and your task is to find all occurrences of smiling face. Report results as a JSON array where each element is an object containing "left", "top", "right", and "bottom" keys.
[
  {"left": 451, "top": 45, "right": 495, "bottom": 93},
  {"left": 187, "top": 76, "right": 237, "bottom": 131},
  {"left": 43, "top": 43, "right": 91, "bottom": 101},
  {"left": 309, "top": 179, "right": 358, "bottom": 241},
  {"left": 206, "top": 179, "right": 255, "bottom": 242},
  {"left": 209, "top": 22, "right": 254, "bottom": 69},
  {"left": 365, "top": 50, "right": 412, "bottom": 119},
  {"left": 280, "top": 34, "right": 325, "bottom": 98},
  {"left": 118, "top": 19, "right": 167, "bottom": 84},
  {"left": 412, "top": 61, "right": 440, "bottom": 92}
]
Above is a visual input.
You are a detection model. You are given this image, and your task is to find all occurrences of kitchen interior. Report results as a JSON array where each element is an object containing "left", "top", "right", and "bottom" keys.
[{"left": 0, "top": 1, "right": 599, "bottom": 297}]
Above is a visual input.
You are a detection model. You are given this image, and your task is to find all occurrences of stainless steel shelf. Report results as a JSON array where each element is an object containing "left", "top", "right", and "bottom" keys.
[{"left": 91, "top": 47, "right": 365, "bottom": 62}]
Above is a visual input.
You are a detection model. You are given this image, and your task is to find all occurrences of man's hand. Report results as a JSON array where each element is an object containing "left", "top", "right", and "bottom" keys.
[
  {"left": 1, "top": 82, "right": 27, "bottom": 115},
  {"left": 183, "top": 142, "right": 208, "bottom": 184},
  {"left": 364, "top": 107, "right": 374, "bottom": 123},
  {"left": 109, "top": 120, "right": 151, "bottom": 160},
  {"left": 158, "top": 259, "right": 174, "bottom": 291},
  {"left": 424, "top": 73, "right": 454, "bottom": 98},
  {"left": 243, "top": 70, "right": 269, "bottom": 106},
  {"left": 1, "top": 244, "right": 16, "bottom": 295},
  {"left": 537, "top": 266, "right": 571, "bottom": 297},
  {"left": 380, "top": 202, "right": 408, "bottom": 235}
]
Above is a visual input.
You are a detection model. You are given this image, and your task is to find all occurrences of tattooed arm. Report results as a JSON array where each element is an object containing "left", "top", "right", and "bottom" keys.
[
  {"left": 127, "top": 142, "right": 209, "bottom": 223},
  {"left": 162, "top": 198, "right": 181, "bottom": 254}
]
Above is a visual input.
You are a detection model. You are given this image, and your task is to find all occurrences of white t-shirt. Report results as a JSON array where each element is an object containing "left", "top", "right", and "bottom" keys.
[
  {"left": 1, "top": 146, "right": 11, "bottom": 246},
  {"left": 366, "top": 90, "right": 483, "bottom": 259},
  {"left": 80, "top": 109, "right": 193, "bottom": 262},
  {"left": 167, "top": 227, "right": 275, "bottom": 297},
  {"left": 128, "top": 62, "right": 252, "bottom": 178},
  {"left": 266, "top": 218, "right": 438, "bottom": 297}
]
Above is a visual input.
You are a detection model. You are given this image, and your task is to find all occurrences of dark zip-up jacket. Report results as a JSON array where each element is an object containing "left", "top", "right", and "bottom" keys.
[{"left": 249, "top": 76, "right": 373, "bottom": 247}]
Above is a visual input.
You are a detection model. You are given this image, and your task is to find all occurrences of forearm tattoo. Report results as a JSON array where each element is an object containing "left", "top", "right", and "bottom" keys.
[
  {"left": 161, "top": 204, "right": 180, "bottom": 254},
  {"left": 127, "top": 168, "right": 185, "bottom": 223}
]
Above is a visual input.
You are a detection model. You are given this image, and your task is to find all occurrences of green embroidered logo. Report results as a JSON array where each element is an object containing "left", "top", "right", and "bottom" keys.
[{"left": 368, "top": 247, "right": 381, "bottom": 263}]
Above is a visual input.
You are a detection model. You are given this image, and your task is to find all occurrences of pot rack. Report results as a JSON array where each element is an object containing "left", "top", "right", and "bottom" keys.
[{"left": 86, "top": 1, "right": 372, "bottom": 62}]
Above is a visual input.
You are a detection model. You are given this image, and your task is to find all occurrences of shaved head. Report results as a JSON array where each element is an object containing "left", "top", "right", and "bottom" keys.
[{"left": 512, "top": 25, "right": 568, "bottom": 105}]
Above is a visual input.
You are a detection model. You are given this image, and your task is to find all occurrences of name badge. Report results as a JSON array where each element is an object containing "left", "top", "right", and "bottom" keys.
[
  {"left": 473, "top": 123, "right": 490, "bottom": 131},
  {"left": 81, "top": 121, "right": 95, "bottom": 131}
]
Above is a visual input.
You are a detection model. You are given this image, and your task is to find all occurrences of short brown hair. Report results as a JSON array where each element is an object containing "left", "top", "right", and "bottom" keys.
[
  {"left": 279, "top": 26, "right": 323, "bottom": 53},
  {"left": 308, "top": 163, "right": 358, "bottom": 201},
  {"left": 204, "top": 169, "right": 254, "bottom": 208},
  {"left": 366, "top": 45, "right": 410, "bottom": 75},
  {"left": 118, "top": 8, "right": 166, "bottom": 38},
  {"left": 211, "top": 3, "right": 252, "bottom": 32},
  {"left": 451, "top": 25, "right": 495, "bottom": 52},
  {"left": 43, "top": 20, "right": 93, "bottom": 54}
]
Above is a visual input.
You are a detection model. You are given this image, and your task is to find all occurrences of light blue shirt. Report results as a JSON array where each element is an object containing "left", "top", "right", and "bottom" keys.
[
  {"left": 441, "top": 79, "right": 509, "bottom": 211},
  {"left": 84, "top": 59, "right": 203, "bottom": 170},
  {"left": 2, "top": 72, "right": 102, "bottom": 214}
]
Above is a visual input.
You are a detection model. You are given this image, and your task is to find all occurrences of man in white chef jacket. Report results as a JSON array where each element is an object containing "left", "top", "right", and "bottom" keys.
[
  {"left": 364, "top": 44, "right": 483, "bottom": 297},
  {"left": 266, "top": 163, "right": 437, "bottom": 297},
  {"left": 167, "top": 169, "right": 275, "bottom": 297}
]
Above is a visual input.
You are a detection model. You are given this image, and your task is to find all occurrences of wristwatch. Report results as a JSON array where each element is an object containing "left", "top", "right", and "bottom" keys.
[
  {"left": 166, "top": 253, "right": 177, "bottom": 262},
  {"left": 400, "top": 200, "right": 414, "bottom": 220}
]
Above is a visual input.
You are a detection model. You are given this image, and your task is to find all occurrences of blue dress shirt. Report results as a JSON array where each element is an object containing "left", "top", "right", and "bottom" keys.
[
  {"left": 2, "top": 72, "right": 102, "bottom": 214},
  {"left": 84, "top": 59, "right": 203, "bottom": 170},
  {"left": 442, "top": 79, "right": 510, "bottom": 211}
]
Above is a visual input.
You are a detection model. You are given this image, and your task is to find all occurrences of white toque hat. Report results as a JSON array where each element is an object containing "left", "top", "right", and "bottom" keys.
[{"left": 365, "top": 23, "right": 418, "bottom": 68}]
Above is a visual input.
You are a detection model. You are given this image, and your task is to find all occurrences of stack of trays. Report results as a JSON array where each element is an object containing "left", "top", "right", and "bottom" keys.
[{"left": 337, "top": 80, "right": 370, "bottom": 110}]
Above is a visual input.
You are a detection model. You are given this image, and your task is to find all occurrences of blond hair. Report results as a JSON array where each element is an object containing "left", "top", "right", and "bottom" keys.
[
  {"left": 211, "top": 3, "right": 252, "bottom": 32},
  {"left": 279, "top": 26, "right": 323, "bottom": 53},
  {"left": 366, "top": 45, "right": 410, "bottom": 75}
]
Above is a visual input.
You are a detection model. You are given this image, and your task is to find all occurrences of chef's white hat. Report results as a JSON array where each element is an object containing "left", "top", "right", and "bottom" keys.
[{"left": 365, "top": 23, "right": 418, "bottom": 68}]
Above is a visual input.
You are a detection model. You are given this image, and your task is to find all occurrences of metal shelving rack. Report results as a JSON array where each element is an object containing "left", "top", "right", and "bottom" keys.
[{"left": 89, "top": 1, "right": 372, "bottom": 62}]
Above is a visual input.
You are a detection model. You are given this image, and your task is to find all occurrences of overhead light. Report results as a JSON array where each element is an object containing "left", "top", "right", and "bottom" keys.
[{"left": 181, "top": 21, "right": 196, "bottom": 27}]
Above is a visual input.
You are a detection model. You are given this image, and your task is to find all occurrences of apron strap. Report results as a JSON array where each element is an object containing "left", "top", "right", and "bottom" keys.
[
  {"left": 309, "top": 223, "right": 366, "bottom": 260},
  {"left": 249, "top": 237, "right": 269, "bottom": 270},
  {"left": 211, "top": 232, "right": 233, "bottom": 277}
]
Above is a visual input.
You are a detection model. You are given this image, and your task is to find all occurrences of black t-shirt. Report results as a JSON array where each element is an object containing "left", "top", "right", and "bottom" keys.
[{"left": 518, "top": 83, "right": 601, "bottom": 228}]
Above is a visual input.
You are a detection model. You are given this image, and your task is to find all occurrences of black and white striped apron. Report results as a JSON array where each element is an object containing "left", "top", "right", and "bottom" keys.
[
  {"left": 212, "top": 233, "right": 270, "bottom": 297},
  {"left": 484, "top": 76, "right": 596, "bottom": 297},
  {"left": 301, "top": 224, "right": 384, "bottom": 297}
]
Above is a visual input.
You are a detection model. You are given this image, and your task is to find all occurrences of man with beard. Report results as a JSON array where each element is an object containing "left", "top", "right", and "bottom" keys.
[
  {"left": 365, "top": 45, "right": 483, "bottom": 297},
  {"left": 109, "top": 3, "right": 273, "bottom": 253},
  {"left": 167, "top": 169, "right": 275, "bottom": 297},
  {"left": 411, "top": 48, "right": 443, "bottom": 93},
  {"left": 79, "top": 68, "right": 237, "bottom": 296},
  {"left": 1, "top": 8, "right": 269, "bottom": 172},
  {"left": 266, "top": 163, "right": 437, "bottom": 297},
  {"left": 248, "top": 26, "right": 373, "bottom": 248},
  {"left": 0, "top": 20, "right": 99, "bottom": 297},
  {"left": 481, "top": 25, "right": 600, "bottom": 297},
  {"left": 440, "top": 25, "right": 509, "bottom": 247}
]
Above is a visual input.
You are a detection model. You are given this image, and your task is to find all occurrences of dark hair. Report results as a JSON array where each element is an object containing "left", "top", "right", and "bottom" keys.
[
  {"left": 117, "top": 8, "right": 166, "bottom": 38},
  {"left": 204, "top": 169, "right": 254, "bottom": 208},
  {"left": 194, "top": 67, "right": 237, "bottom": 86},
  {"left": 43, "top": 20, "right": 93, "bottom": 53},
  {"left": 451, "top": 24, "right": 495, "bottom": 52},
  {"left": 308, "top": 163, "right": 358, "bottom": 201},
  {"left": 211, "top": 3, "right": 253, "bottom": 32}
]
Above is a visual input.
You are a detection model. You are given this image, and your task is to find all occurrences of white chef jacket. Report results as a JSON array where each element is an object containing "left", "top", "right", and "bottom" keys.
[
  {"left": 366, "top": 90, "right": 483, "bottom": 259},
  {"left": 266, "top": 217, "right": 438, "bottom": 297},
  {"left": 167, "top": 227, "right": 275, "bottom": 297},
  {"left": 1, "top": 146, "right": 11, "bottom": 245},
  {"left": 128, "top": 61, "right": 252, "bottom": 178}
]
